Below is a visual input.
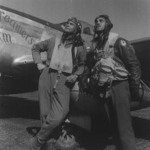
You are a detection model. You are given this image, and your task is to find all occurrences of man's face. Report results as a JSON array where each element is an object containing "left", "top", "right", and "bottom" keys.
[
  {"left": 95, "top": 17, "right": 106, "bottom": 32},
  {"left": 64, "top": 20, "right": 77, "bottom": 33}
]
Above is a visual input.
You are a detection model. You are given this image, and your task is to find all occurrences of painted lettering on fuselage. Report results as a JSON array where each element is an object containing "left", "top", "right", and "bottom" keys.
[
  {"left": 0, "top": 30, "right": 12, "bottom": 43},
  {"left": 0, "top": 9, "right": 41, "bottom": 45}
]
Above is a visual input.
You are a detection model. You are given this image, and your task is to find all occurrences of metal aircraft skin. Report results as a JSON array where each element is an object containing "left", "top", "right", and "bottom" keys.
[
  {"left": 0, "top": 5, "right": 93, "bottom": 80},
  {"left": 0, "top": 5, "right": 150, "bottom": 107}
]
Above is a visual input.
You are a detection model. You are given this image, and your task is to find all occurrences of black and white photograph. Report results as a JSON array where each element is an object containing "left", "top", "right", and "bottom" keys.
[{"left": 0, "top": 0, "right": 150, "bottom": 150}]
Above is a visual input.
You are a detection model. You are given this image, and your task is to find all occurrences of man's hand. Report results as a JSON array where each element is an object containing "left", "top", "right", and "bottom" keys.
[
  {"left": 37, "top": 63, "right": 46, "bottom": 71},
  {"left": 66, "top": 74, "right": 78, "bottom": 83}
]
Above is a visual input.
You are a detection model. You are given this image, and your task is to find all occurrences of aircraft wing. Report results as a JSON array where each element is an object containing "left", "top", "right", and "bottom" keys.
[{"left": 131, "top": 38, "right": 150, "bottom": 87}]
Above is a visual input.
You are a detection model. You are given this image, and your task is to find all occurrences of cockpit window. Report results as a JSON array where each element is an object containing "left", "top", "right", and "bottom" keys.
[{"left": 83, "top": 27, "right": 91, "bottom": 35}]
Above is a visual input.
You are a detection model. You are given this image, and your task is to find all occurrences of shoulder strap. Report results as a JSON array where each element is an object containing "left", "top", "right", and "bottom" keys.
[
  {"left": 102, "top": 32, "right": 119, "bottom": 53},
  {"left": 71, "top": 46, "right": 76, "bottom": 65},
  {"left": 71, "top": 45, "right": 78, "bottom": 65},
  {"left": 108, "top": 32, "right": 119, "bottom": 46}
]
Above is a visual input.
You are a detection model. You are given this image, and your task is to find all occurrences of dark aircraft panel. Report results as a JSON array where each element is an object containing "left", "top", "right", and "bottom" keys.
[{"left": 132, "top": 38, "right": 150, "bottom": 87}]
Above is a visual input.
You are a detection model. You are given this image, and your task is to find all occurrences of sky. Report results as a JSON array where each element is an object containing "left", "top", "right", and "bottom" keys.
[{"left": 1, "top": 0, "right": 150, "bottom": 41}]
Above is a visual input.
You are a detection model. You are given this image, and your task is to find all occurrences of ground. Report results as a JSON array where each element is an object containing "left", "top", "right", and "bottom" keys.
[{"left": 0, "top": 91, "right": 150, "bottom": 150}]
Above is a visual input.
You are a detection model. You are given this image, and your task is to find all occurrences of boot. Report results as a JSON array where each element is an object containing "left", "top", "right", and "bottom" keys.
[{"left": 29, "top": 136, "right": 45, "bottom": 150}]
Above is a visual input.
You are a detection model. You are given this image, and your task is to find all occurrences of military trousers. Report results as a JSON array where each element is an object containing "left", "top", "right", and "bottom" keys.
[
  {"left": 37, "top": 67, "right": 70, "bottom": 141},
  {"left": 106, "top": 80, "right": 136, "bottom": 150}
]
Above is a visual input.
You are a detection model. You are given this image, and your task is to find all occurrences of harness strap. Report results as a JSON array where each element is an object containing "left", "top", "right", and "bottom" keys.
[{"left": 53, "top": 70, "right": 62, "bottom": 90}]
